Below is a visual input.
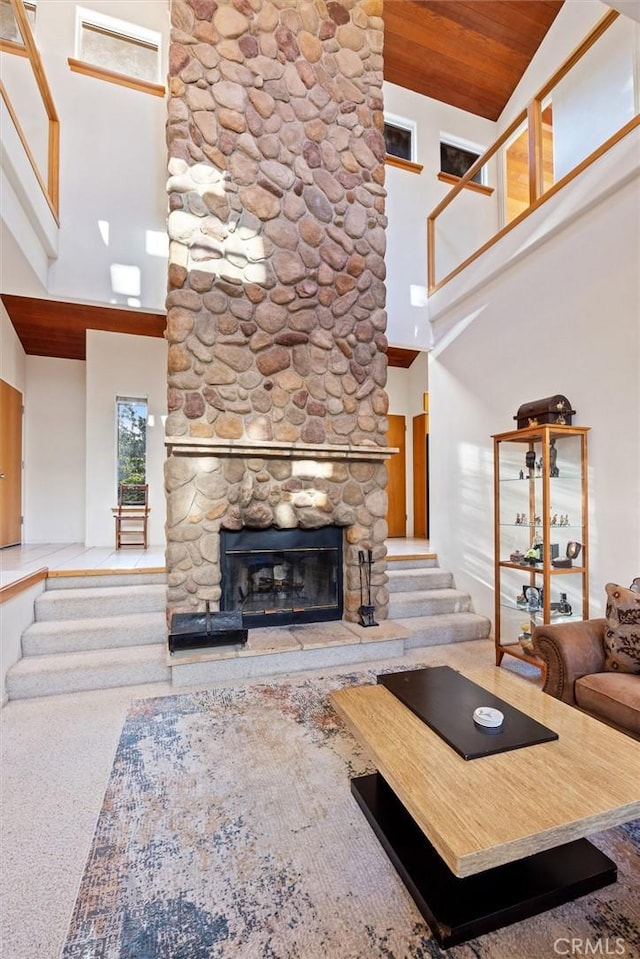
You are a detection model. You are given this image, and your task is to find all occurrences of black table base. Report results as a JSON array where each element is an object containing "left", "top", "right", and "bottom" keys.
[{"left": 352, "top": 773, "right": 616, "bottom": 949}]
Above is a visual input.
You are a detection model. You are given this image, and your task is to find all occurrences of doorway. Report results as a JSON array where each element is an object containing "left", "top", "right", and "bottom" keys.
[
  {"left": 0, "top": 379, "right": 23, "bottom": 547},
  {"left": 412, "top": 412, "right": 429, "bottom": 538},
  {"left": 386, "top": 414, "right": 407, "bottom": 537}
]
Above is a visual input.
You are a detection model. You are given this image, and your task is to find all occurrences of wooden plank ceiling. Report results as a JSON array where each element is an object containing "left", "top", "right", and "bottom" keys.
[
  {"left": 3, "top": 2, "right": 563, "bottom": 362},
  {"left": 1, "top": 295, "right": 165, "bottom": 361},
  {"left": 383, "top": 0, "right": 564, "bottom": 121}
]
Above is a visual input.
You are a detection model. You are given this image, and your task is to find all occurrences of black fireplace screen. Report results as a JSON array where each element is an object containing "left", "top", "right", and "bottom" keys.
[{"left": 220, "top": 526, "right": 343, "bottom": 628}]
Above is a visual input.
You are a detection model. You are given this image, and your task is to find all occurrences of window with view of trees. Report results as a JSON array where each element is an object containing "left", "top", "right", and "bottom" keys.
[{"left": 116, "top": 396, "right": 147, "bottom": 491}]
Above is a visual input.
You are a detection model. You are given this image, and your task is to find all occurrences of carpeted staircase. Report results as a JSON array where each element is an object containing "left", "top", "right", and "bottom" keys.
[
  {"left": 6, "top": 557, "right": 490, "bottom": 700},
  {"left": 6, "top": 573, "right": 170, "bottom": 700},
  {"left": 386, "top": 556, "right": 491, "bottom": 647}
]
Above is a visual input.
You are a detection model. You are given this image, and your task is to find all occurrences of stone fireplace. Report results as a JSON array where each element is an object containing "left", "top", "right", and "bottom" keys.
[{"left": 164, "top": 0, "right": 390, "bottom": 628}]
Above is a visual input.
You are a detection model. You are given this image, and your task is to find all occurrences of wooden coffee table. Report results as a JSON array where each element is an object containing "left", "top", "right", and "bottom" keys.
[{"left": 330, "top": 665, "right": 640, "bottom": 947}]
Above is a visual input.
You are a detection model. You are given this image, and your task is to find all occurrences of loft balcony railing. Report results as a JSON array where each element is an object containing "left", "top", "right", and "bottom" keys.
[
  {"left": 427, "top": 10, "right": 640, "bottom": 294},
  {"left": 0, "top": 0, "right": 59, "bottom": 221}
]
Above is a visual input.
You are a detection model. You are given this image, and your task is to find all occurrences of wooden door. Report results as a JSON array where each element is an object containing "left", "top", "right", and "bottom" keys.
[
  {"left": 0, "top": 379, "right": 23, "bottom": 547},
  {"left": 412, "top": 412, "right": 429, "bottom": 538},
  {"left": 386, "top": 414, "right": 406, "bottom": 537}
]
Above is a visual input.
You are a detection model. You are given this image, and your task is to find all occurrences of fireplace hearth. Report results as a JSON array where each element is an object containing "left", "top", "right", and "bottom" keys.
[{"left": 220, "top": 527, "right": 343, "bottom": 629}]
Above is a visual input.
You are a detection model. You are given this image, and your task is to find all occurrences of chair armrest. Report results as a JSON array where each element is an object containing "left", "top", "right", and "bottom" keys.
[{"left": 532, "top": 619, "right": 607, "bottom": 705}]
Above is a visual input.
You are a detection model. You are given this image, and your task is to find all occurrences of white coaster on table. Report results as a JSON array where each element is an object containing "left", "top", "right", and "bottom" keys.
[{"left": 473, "top": 706, "right": 504, "bottom": 728}]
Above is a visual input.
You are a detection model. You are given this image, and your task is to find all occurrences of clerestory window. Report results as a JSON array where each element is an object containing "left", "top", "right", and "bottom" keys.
[
  {"left": 384, "top": 115, "right": 417, "bottom": 163},
  {"left": 0, "top": 0, "right": 36, "bottom": 43},
  {"left": 75, "top": 7, "right": 161, "bottom": 84},
  {"left": 440, "top": 137, "right": 485, "bottom": 185}
]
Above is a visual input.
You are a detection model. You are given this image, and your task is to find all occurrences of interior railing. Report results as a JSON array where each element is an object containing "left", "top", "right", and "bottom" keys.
[
  {"left": 0, "top": 0, "right": 59, "bottom": 221},
  {"left": 427, "top": 9, "right": 639, "bottom": 294}
]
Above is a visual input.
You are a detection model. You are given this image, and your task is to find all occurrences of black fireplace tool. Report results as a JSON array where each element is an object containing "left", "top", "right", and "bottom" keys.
[{"left": 358, "top": 549, "right": 378, "bottom": 627}]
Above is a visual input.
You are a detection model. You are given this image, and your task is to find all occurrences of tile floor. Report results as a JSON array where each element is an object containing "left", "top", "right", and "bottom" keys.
[
  {"left": 0, "top": 537, "right": 431, "bottom": 588},
  {"left": 0, "top": 543, "right": 166, "bottom": 588}
]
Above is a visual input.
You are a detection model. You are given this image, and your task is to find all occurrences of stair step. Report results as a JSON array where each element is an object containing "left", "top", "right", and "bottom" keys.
[
  {"left": 386, "top": 568, "right": 453, "bottom": 593},
  {"left": 396, "top": 612, "right": 491, "bottom": 648},
  {"left": 5, "top": 644, "right": 170, "bottom": 699},
  {"left": 386, "top": 556, "right": 438, "bottom": 570},
  {"left": 388, "top": 588, "right": 472, "bottom": 619},
  {"left": 171, "top": 635, "right": 407, "bottom": 686},
  {"left": 35, "top": 583, "right": 166, "bottom": 621},
  {"left": 45, "top": 571, "right": 166, "bottom": 590},
  {"left": 22, "top": 611, "right": 167, "bottom": 655}
]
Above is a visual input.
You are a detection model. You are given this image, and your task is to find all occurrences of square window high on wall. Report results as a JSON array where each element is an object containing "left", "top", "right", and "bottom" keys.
[
  {"left": 440, "top": 135, "right": 486, "bottom": 185},
  {"left": 75, "top": 6, "right": 161, "bottom": 83},
  {"left": 116, "top": 396, "right": 147, "bottom": 491},
  {"left": 384, "top": 114, "right": 417, "bottom": 163}
]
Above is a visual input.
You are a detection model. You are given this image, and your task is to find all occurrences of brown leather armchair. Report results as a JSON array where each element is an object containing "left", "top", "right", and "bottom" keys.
[{"left": 532, "top": 618, "right": 640, "bottom": 740}]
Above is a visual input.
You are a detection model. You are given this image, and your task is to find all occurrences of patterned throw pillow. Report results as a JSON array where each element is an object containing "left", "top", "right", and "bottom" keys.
[{"left": 604, "top": 583, "right": 640, "bottom": 673}]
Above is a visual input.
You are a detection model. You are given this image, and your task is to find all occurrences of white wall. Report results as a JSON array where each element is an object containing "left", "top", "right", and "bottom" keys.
[
  {"left": 553, "top": 17, "right": 637, "bottom": 180},
  {"left": 86, "top": 330, "right": 167, "bottom": 547},
  {"left": 383, "top": 82, "right": 496, "bottom": 350},
  {"left": 498, "top": 1, "right": 610, "bottom": 132},
  {"left": 0, "top": 301, "right": 26, "bottom": 391},
  {"left": 23, "top": 355, "right": 85, "bottom": 542},
  {"left": 1, "top": 0, "right": 170, "bottom": 311},
  {"left": 429, "top": 173, "right": 640, "bottom": 625},
  {"left": 17, "top": 333, "right": 168, "bottom": 547},
  {"left": 425, "top": 0, "right": 640, "bottom": 625}
]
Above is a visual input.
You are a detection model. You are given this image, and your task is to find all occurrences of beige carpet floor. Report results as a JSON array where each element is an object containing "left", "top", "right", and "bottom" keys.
[{"left": 5, "top": 640, "right": 634, "bottom": 959}]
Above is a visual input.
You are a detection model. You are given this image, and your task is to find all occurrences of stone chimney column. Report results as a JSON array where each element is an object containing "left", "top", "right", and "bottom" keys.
[{"left": 165, "top": 0, "right": 390, "bottom": 622}]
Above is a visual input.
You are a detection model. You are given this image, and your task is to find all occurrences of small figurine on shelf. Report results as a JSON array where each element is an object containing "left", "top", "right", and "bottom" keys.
[
  {"left": 549, "top": 439, "right": 559, "bottom": 477},
  {"left": 534, "top": 514, "right": 541, "bottom": 526},
  {"left": 558, "top": 592, "right": 572, "bottom": 615},
  {"left": 551, "top": 513, "right": 558, "bottom": 526},
  {"left": 519, "top": 470, "right": 524, "bottom": 480},
  {"left": 524, "top": 585, "right": 542, "bottom": 610},
  {"left": 536, "top": 457, "right": 543, "bottom": 476}
]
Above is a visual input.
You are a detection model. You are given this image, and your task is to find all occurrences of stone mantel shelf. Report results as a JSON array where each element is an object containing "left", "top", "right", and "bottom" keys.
[{"left": 165, "top": 436, "right": 398, "bottom": 462}]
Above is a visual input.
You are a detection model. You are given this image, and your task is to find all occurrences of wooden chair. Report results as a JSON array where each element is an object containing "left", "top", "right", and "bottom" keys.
[{"left": 112, "top": 483, "right": 150, "bottom": 549}]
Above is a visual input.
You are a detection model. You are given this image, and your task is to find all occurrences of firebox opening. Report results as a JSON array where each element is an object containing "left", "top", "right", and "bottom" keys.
[{"left": 220, "top": 526, "right": 344, "bottom": 629}]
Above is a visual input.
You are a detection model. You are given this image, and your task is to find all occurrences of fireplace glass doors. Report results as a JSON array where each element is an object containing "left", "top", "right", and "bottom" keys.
[{"left": 220, "top": 526, "right": 343, "bottom": 628}]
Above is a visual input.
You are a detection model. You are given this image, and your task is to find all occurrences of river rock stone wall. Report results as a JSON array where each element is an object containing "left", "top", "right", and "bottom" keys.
[{"left": 165, "top": 0, "right": 390, "bottom": 622}]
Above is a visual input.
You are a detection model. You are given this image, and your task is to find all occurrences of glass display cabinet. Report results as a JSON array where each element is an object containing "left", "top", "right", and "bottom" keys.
[{"left": 492, "top": 424, "right": 590, "bottom": 676}]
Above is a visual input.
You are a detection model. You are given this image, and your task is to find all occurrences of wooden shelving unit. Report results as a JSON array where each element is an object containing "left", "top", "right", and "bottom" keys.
[{"left": 492, "top": 424, "right": 590, "bottom": 677}]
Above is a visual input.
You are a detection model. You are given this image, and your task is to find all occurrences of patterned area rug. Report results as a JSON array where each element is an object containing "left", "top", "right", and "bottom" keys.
[{"left": 62, "top": 670, "right": 640, "bottom": 959}]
